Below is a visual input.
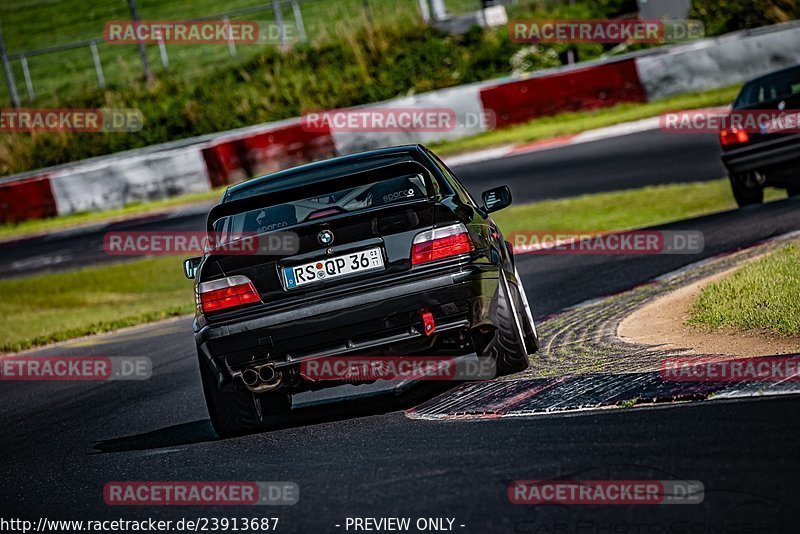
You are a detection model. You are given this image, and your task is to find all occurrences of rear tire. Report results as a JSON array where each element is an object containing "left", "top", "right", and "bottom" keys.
[
  {"left": 514, "top": 266, "right": 539, "bottom": 355},
  {"left": 730, "top": 174, "right": 763, "bottom": 207},
  {"left": 198, "top": 355, "right": 291, "bottom": 438},
  {"left": 485, "top": 269, "right": 537, "bottom": 376}
]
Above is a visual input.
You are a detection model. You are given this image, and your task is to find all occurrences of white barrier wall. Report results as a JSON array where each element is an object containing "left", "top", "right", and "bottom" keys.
[
  {"left": 330, "top": 81, "right": 493, "bottom": 155},
  {"left": 50, "top": 147, "right": 210, "bottom": 216},
  {"left": 636, "top": 23, "right": 800, "bottom": 100}
]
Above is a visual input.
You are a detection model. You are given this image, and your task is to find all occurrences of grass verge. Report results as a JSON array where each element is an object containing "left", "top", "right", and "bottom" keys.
[
  {"left": 1, "top": 178, "right": 786, "bottom": 354},
  {"left": 432, "top": 85, "right": 739, "bottom": 156},
  {"left": 0, "top": 258, "right": 194, "bottom": 353},
  {"left": 490, "top": 179, "right": 783, "bottom": 235},
  {"left": 0, "top": 187, "right": 225, "bottom": 242},
  {"left": 689, "top": 243, "right": 800, "bottom": 336}
]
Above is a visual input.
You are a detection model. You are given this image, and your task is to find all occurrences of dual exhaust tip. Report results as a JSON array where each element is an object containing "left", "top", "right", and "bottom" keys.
[{"left": 241, "top": 364, "right": 281, "bottom": 391}]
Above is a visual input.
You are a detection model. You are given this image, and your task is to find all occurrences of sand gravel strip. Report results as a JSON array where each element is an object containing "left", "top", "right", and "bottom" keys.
[{"left": 618, "top": 257, "right": 800, "bottom": 357}]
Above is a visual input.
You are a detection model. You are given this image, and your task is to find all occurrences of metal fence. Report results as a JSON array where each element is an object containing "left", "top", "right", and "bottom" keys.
[{"left": 0, "top": 0, "right": 490, "bottom": 107}]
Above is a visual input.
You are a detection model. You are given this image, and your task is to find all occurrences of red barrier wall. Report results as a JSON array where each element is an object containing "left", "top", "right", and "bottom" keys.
[
  {"left": 202, "top": 122, "right": 336, "bottom": 188},
  {"left": 0, "top": 174, "right": 58, "bottom": 223},
  {"left": 479, "top": 59, "right": 647, "bottom": 129}
]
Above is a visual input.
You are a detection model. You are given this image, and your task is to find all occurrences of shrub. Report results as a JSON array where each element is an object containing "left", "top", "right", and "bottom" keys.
[{"left": 690, "top": 0, "right": 800, "bottom": 36}]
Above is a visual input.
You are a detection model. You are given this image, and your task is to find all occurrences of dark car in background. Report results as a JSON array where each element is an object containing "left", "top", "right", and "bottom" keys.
[
  {"left": 720, "top": 64, "right": 800, "bottom": 206},
  {"left": 184, "top": 145, "right": 539, "bottom": 437}
]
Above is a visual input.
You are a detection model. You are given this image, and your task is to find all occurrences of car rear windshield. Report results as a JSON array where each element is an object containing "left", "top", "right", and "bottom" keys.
[
  {"left": 735, "top": 67, "right": 800, "bottom": 108},
  {"left": 213, "top": 172, "right": 428, "bottom": 240}
]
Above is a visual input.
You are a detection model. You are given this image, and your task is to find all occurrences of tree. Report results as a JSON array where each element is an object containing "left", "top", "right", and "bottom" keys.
[{"left": 690, "top": 0, "right": 800, "bottom": 36}]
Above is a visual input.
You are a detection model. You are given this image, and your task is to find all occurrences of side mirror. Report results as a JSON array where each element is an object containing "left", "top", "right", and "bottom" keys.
[
  {"left": 482, "top": 185, "right": 512, "bottom": 213},
  {"left": 183, "top": 257, "right": 202, "bottom": 279}
]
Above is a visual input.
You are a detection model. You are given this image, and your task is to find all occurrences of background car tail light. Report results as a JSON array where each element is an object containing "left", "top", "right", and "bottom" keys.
[
  {"left": 412, "top": 223, "right": 474, "bottom": 265},
  {"left": 197, "top": 275, "right": 260, "bottom": 313},
  {"left": 719, "top": 127, "right": 750, "bottom": 147}
]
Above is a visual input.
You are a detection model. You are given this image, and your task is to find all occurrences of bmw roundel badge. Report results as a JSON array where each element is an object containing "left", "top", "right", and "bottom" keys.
[{"left": 318, "top": 229, "right": 334, "bottom": 246}]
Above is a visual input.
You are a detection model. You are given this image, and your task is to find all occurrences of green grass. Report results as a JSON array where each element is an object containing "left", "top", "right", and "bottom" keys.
[
  {"left": 1, "top": 178, "right": 787, "bottom": 353},
  {"left": 0, "top": 187, "right": 225, "bottom": 242},
  {"left": 490, "top": 179, "right": 784, "bottom": 236},
  {"left": 433, "top": 85, "right": 740, "bottom": 156},
  {"left": 689, "top": 244, "right": 800, "bottom": 336},
  {"left": 0, "top": 257, "right": 194, "bottom": 353}
]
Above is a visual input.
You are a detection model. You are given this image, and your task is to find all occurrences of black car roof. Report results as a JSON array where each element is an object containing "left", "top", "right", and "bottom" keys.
[
  {"left": 734, "top": 64, "right": 800, "bottom": 108},
  {"left": 224, "top": 144, "right": 429, "bottom": 202},
  {"left": 741, "top": 64, "right": 800, "bottom": 86}
]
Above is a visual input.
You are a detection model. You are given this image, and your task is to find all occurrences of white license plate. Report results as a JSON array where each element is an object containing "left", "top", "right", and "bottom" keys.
[{"left": 283, "top": 247, "right": 384, "bottom": 289}]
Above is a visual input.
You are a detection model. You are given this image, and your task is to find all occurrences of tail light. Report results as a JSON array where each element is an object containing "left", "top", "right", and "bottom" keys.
[
  {"left": 412, "top": 223, "right": 474, "bottom": 265},
  {"left": 719, "top": 127, "right": 749, "bottom": 147},
  {"left": 197, "top": 275, "right": 260, "bottom": 314}
]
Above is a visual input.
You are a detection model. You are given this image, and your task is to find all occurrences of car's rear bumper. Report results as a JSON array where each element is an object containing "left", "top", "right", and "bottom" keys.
[
  {"left": 196, "top": 264, "right": 501, "bottom": 387},
  {"left": 722, "top": 134, "right": 800, "bottom": 179}
]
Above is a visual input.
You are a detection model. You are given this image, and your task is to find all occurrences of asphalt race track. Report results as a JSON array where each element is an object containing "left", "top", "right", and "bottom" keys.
[
  {"left": 454, "top": 129, "right": 725, "bottom": 200},
  {"left": 3, "top": 130, "right": 800, "bottom": 531},
  {"left": 0, "top": 128, "right": 725, "bottom": 278}
]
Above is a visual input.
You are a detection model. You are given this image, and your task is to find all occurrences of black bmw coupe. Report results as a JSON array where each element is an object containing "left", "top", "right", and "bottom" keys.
[{"left": 184, "top": 144, "right": 538, "bottom": 436}]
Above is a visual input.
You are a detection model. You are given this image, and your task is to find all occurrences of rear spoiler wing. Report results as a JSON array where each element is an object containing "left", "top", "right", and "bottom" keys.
[{"left": 206, "top": 160, "right": 434, "bottom": 233}]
